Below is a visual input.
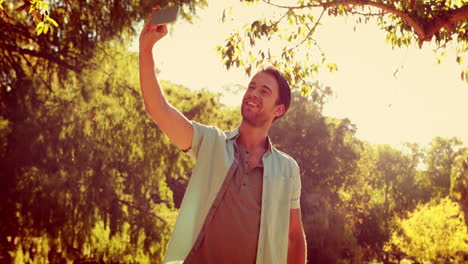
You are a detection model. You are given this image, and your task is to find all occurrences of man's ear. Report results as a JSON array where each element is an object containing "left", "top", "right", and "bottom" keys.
[{"left": 274, "top": 104, "right": 286, "bottom": 118}]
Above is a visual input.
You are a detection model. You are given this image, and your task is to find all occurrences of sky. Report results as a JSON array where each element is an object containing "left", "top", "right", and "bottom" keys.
[{"left": 134, "top": 0, "right": 468, "bottom": 148}]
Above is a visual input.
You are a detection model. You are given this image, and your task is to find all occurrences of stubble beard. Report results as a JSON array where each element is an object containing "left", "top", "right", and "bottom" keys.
[{"left": 241, "top": 105, "right": 269, "bottom": 128}]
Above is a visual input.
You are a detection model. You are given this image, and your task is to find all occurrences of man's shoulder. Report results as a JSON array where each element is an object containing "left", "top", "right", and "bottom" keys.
[
  {"left": 192, "top": 121, "right": 234, "bottom": 140},
  {"left": 270, "top": 146, "right": 299, "bottom": 169}
]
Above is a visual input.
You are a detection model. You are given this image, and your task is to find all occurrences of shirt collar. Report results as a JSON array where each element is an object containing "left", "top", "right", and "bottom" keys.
[
  {"left": 227, "top": 126, "right": 241, "bottom": 141},
  {"left": 227, "top": 126, "right": 272, "bottom": 154}
]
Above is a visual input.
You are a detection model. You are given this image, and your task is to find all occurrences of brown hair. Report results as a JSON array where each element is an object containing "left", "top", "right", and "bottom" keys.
[{"left": 258, "top": 66, "right": 291, "bottom": 120}]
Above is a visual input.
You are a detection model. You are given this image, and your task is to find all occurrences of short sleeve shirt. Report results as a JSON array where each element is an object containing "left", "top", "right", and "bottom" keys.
[
  {"left": 188, "top": 142, "right": 264, "bottom": 263},
  {"left": 162, "top": 121, "right": 301, "bottom": 264}
]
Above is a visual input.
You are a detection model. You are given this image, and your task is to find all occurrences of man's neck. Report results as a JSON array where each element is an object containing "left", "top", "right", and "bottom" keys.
[{"left": 237, "top": 120, "right": 270, "bottom": 152}]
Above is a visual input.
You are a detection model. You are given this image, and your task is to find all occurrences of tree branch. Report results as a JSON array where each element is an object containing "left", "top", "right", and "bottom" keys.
[
  {"left": 424, "top": 4, "right": 468, "bottom": 42},
  {"left": 347, "top": 9, "right": 385, "bottom": 17},
  {"left": 262, "top": 0, "right": 318, "bottom": 9},
  {"left": 289, "top": 8, "right": 327, "bottom": 52},
  {"left": 263, "top": 0, "right": 468, "bottom": 47},
  {"left": 98, "top": 68, "right": 142, "bottom": 99},
  {"left": 328, "top": 0, "right": 426, "bottom": 40},
  {"left": 116, "top": 198, "right": 168, "bottom": 226},
  {"left": 2, "top": 43, "right": 81, "bottom": 72}
]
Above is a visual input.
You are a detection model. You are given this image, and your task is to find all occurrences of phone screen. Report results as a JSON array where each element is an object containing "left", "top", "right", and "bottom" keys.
[{"left": 152, "top": 5, "right": 180, "bottom": 25}]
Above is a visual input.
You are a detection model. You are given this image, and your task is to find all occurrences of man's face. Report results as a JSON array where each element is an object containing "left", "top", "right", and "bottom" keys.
[{"left": 241, "top": 72, "right": 285, "bottom": 127}]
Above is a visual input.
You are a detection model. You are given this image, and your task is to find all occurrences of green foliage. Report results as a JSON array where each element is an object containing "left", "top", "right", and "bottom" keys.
[
  {"left": 0, "top": 0, "right": 59, "bottom": 36},
  {"left": 267, "top": 92, "right": 467, "bottom": 263},
  {"left": 30, "top": 0, "right": 59, "bottom": 35},
  {"left": 450, "top": 149, "right": 468, "bottom": 200},
  {"left": 2, "top": 1, "right": 467, "bottom": 263},
  {"left": 344, "top": 143, "right": 424, "bottom": 262},
  {"left": 1, "top": 42, "right": 467, "bottom": 263},
  {"left": 270, "top": 93, "right": 363, "bottom": 263},
  {"left": 0, "top": 0, "right": 207, "bottom": 94},
  {"left": 217, "top": 3, "right": 334, "bottom": 96},
  {"left": 423, "top": 137, "right": 466, "bottom": 199},
  {"left": 0, "top": 117, "right": 10, "bottom": 159},
  {"left": 0, "top": 44, "right": 239, "bottom": 263},
  {"left": 219, "top": 0, "right": 468, "bottom": 95},
  {"left": 450, "top": 150, "right": 468, "bottom": 226},
  {"left": 386, "top": 197, "right": 468, "bottom": 263}
]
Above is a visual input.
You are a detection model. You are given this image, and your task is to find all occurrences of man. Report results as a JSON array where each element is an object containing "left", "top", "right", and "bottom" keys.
[{"left": 139, "top": 6, "right": 306, "bottom": 264}]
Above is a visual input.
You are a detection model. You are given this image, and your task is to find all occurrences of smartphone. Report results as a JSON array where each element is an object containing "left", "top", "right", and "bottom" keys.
[{"left": 151, "top": 5, "right": 180, "bottom": 25}]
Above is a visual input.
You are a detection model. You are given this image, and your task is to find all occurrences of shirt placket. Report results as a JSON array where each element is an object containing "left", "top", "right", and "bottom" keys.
[
  {"left": 240, "top": 149, "right": 263, "bottom": 190},
  {"left": 184, "top": 155, "right": 240, "bottom": 263},
  {"left": 240, "top": 148, "right": 249, "bottom": 190},
  {"left": 256, "top": 154, "right": 270, "bottom": 263}
]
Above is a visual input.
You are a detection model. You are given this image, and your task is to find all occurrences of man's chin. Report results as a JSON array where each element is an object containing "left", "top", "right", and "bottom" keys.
[
  {"left": 241, "top": 109, "right": 254, "bottom": 121},
  {"left": 241, "top": 106, "right": 260, "bottom": 116},
  {"left": 241, "top": 114, "right": 269, "bottom": 128}
]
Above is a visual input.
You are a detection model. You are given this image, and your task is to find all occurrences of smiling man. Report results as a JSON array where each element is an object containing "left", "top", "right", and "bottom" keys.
[{"left": 139, "top": 7, "right": 306, "bottom": 264}]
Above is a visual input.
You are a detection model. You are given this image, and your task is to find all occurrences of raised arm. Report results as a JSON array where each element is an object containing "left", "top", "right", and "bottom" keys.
[{"left": 138, "top": 6, "right": 193, "bottom": 151}]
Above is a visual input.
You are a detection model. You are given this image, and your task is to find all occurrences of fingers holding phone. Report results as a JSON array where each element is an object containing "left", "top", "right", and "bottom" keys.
[
  {"left": 139, "top": 6, "right": 178, "bottom": 53},
  {"left": 151, "top": 5, "right": 180, "bottom": 25}
]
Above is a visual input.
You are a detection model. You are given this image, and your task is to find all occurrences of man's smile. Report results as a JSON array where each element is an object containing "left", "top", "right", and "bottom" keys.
[{"left": 244, "top": 99, "right": 260, "bottom": 108}]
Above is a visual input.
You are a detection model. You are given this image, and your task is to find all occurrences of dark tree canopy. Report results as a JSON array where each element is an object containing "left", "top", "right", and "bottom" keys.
[
  {"left": 0, "top": 0, "right": 207, "bottom": 93},
  {"left": 0, "top": 43, "right": 240, "bottom": 262}
]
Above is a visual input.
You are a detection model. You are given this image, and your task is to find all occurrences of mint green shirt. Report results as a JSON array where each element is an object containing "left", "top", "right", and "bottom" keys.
[{"left": 163, "top": 121, "right": 302, "bottom": 264}]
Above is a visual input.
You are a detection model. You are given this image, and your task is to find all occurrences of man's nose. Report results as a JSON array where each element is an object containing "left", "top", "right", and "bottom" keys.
[{"left": 249, "top": 88, "right": 260, "bottom": 98}]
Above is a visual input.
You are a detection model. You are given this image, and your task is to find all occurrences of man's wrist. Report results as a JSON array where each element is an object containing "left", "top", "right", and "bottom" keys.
[{"left": 139, "top": 47, "right": 153, "bottom": 56}]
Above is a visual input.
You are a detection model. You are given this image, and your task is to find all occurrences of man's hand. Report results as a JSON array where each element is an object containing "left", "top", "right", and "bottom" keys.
[{"left": 139, "top": 6, "right": 168, "bottom": 53}]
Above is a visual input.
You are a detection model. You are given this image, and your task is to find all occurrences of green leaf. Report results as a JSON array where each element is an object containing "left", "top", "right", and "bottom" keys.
[
  {"left": 46, "top": 16, "right": 59, "bottom": 27},
  {"left": 36, "top": 21, "right": 44, "bottom": 36},
  {"left": 326, "top": 63, "right": 338, "bottom": 72}
]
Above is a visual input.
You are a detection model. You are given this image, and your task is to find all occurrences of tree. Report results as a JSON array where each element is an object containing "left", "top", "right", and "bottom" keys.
[
  {"left": 0, "top": 44, "right": 239, "bottom": 263},
  {"left": 0, "top": 0, "right": 207, "bottom": 94},
  {"left": 269, "top": 94, "right": 466, "bottom": 263},
  {"left": 0, "top": 0, "right": 59, "bottom": 36},
  {"left": 218, "top": 0, "right": 468, "bottom": 95},
  {"left": 2, "top": 45, "right": 175, "bottom": 262},
  {"left": 450, "top": 149, "right": 468, "bottom": 226},
  {"left": 269, "top": 92, "right": 363, "bottom": 263},
  {"left": 348, "top": 143, "right": 422, "bottom": 263},
  {"left": 386, "top": 197, "right": 468, "bottom": 263},
  {"left": 423, "top": 136, "right": 466, "bottom": 199}
]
